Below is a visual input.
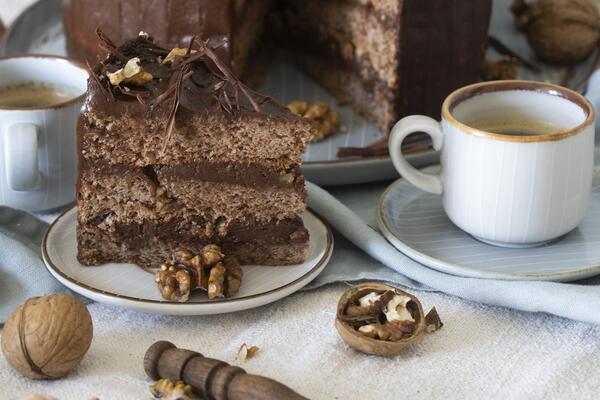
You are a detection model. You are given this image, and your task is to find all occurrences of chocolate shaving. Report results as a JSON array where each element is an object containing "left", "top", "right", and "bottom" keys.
[
  {"left": 86, "top": 60, "right": 114, "bottom": 101},
  {"left": 337, "top": 133, "right": 431, "bottom": 158},
  {"left": 161, "top": 64, "right": 190, "bottom": 155}
]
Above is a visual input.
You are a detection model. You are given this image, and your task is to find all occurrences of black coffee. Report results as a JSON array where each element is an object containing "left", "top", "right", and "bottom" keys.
[
  {"left": 0, "top": 82, "right": 79, "bottom": 108},
  {"left": 467, "top": 117, "right": 562, "bottom": 136}
]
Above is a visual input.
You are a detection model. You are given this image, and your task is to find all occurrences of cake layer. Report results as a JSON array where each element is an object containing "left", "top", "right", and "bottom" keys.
[
  {"left": 281, "top": 0, "right": 399, "bottom": 88},
  {"left": 82, "top": 96, "right": 310, "bottom": 169},
  {"left": 78, "top": 169, "right": 306, "bottom": 224},
  {"left": 78, "top": 221, "right": 309, "bottom": 267},
  {"left": 293, "top": 51, "right": 396, "bottom": 134}
]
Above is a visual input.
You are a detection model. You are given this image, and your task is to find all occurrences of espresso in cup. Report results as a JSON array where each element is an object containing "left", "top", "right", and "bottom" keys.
[
  {"left": 389, "top": 80, "right": 595, "bottom": 248},
  {"left": 0, "top": 82, "right": 81, "bottom": 108},
  {"left": 466, "top": 116, "right": 563, "bottom": 137},
  {"left": 0, "top": 55, "right": 88, "bottom": 211}
]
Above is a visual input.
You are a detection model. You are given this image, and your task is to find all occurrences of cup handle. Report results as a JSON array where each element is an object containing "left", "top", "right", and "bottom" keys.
[
  {"left": 4, "top": 122, "right": 40, "bottom": 191},
  {"left": 389, "top": 115, "right": 444, "bottom": 195}
]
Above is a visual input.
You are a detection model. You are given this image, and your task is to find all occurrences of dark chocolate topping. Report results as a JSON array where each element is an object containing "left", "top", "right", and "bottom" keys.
[{"left": 85, "top": 32, "right": 302, "bottom": 122}]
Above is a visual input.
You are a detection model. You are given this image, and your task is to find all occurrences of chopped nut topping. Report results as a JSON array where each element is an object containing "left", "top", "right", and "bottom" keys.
[
  {"left": 106, "top": 57, "right": 153, "bottom": 86},
  {"left": 154, "top": 245, "right": 243, "bottom": 302},
  {"left": 150, "top": 378, "right": 196, "bottom": 400},
  {"left": 287, "top": 100, "right": 341, "bottom": 142},
  {"left": 237, "top": 343, "right": 260, "bottom": 362},
  {"left": 162, "top": 47, "right": 198, "bottom": 65}
]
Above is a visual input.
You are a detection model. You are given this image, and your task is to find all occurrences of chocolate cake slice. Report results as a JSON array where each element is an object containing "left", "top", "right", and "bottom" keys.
[
  {"left": 277, "top": 0, "right": 492, "bottom": 132},
  {"left": 77, "top": 33, "right": 315, "bottom": 268}
]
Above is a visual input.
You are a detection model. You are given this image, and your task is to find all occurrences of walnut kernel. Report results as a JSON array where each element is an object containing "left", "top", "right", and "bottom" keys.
[
  {"left": 106, "top": 57, "right": 153, "bottom": 86},
  {"left": 154, "top": 245, "right": 242, "bottom": 302},
  {"left": 150, "top": 378, "right": 196, "bottom": 400},
  {"left": 287, "top": 100, "right": 341, "bottom": 142}
]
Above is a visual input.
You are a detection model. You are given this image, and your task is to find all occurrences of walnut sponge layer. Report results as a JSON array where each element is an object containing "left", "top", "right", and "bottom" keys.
[{"left": 78, "top": 170, "right": 306, "bottom": 225}]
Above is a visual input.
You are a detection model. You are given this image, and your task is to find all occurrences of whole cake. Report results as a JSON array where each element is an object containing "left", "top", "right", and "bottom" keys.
[
  {"left": 62, "top": 0, "right": 492, "bottom": 132},
  {"left": 77, "top": 33, "right": 314, "bottom": 268}
]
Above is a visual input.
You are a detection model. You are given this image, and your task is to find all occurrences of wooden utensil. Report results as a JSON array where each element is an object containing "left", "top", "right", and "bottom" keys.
[{"left": 144, "top": 341, "right": 309, "bottom": 400}]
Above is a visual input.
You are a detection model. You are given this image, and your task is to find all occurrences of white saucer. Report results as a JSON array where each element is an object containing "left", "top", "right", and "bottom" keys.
[
  {"left": 42, "top": 207, "right": 333, "bottom": 315},
  {"left": 378, "top": 166, "right": 600, "bottom": 282}
]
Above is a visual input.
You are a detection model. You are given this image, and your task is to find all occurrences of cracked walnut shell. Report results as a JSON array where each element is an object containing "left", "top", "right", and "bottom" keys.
[{"left": 335, "top": 283, "right": 441, "bottom": 357}]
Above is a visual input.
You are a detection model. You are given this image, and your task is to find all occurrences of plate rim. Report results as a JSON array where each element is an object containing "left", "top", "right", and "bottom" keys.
[
  {"left": 42, "top": 206, "right": 333, "bottom": 310},
  {"left": 377, "top": 167, "right": 600, "bottom": 282}
]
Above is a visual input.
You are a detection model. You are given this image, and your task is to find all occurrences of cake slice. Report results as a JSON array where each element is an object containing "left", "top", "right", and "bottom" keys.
[
  {"left": 277, "top": 0, "right": 492, "bottom": 132},
  {"left": 77, "top": 33, "right": 314, "bottom": 268}
]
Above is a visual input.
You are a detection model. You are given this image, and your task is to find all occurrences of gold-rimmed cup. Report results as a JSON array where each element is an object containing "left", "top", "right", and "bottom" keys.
[{"left": 389, "top": 80, "right": 595, "bottom": 248}]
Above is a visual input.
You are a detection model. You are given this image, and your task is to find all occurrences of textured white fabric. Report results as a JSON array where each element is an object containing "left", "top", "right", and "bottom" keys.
[{"left": 3, "top": 285, "right": 600, "bottom": 400}]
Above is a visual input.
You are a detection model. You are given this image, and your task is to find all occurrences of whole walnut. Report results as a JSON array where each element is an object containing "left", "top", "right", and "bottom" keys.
[
  {"left": 1, "top": 294, "right": 93, "bottom": 379},
  {"left": 512, "top": 0, "right": 600, "bottom": 63}
]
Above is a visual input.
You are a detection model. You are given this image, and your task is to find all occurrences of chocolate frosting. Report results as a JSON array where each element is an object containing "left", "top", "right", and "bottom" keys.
[{"left": 84, "top": 34, "right": 302, "bottom": 125}]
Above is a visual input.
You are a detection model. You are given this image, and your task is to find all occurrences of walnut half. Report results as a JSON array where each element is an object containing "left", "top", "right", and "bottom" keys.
[
  {"left": 155, "top": 245, "right": 243, "bottom": 302},
  {"left": 335, "top": 282, "right": 442, "bottom": 357}
]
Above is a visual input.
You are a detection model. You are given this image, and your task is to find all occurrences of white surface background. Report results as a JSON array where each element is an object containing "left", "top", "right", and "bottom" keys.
[{"left": 2, "top": 1, "right": 600, "bottom": 399}]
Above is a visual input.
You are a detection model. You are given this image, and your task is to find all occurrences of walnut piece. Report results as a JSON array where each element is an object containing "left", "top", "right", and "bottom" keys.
[
  {"left": 237, "top": 343, "right": 260, "bottom": 362},
  {"left": 150, "top": 378, "right": 196, "bottom": 400},
  {"left": 106, "top": 57, "right": 153, "bottom": 86},
  {"left": 154, "top": 245, "right": 243, "bottom": 302},
  {"left": 287, "top": 100, "right": 341, "bottom": 142},
  {"left": 482, "top": 58, "right": 520, "bottom": 81},
  {"left": 162, "top": 47, "right": 198, "bottom": 64}
]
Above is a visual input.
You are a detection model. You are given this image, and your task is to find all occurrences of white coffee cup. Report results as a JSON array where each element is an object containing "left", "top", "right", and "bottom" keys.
[
  {"left": 0, "top": 55, "right": 88, "bottom": 212},
  {"left": 389, "top": 80, "right": 595, "bottom": 248}
]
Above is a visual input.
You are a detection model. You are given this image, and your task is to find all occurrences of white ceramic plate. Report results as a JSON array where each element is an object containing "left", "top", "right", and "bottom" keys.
[
  {"left": 0, "top": 0, "right": 437, "bottom": 186},
  {"left": 378, "top": 166, "right": 600, "bottom": 282},
  {"left": 42, "top": 207, "right": 333, "bottom": 315}
]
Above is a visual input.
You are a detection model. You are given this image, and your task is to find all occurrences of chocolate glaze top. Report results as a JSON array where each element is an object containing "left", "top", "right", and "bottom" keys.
[{"left": 84, "top": 33, "right": 302, "bottom": 123}]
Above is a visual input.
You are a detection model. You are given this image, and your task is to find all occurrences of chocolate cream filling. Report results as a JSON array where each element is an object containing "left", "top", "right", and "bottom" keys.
[
  {"left": 80, "top": 158, "right": 304, "bottom": 190},
  {"left": 80, "top": 215, "right": 309, "bottom": 247}
]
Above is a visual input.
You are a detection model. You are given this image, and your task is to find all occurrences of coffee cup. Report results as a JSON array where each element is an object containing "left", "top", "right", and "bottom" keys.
[
  {"left": 389, "top": 80, "right": 595, "bottom": 247},
  {"left": 0, "top": 55, "right": 88, "bottom": 211}
]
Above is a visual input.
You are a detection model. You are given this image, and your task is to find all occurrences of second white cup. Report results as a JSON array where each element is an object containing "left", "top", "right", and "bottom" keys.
[{"left": 389, "top": 80, "right": 595, "bottom": 248}]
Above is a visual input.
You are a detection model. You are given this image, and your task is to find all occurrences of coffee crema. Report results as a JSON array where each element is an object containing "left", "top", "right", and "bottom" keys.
[
  {"left": 0, "top": 82, "right": 80, "bottom": 108},
  {"left": 466, "top": 116, "right": 564, "bottom": 136}
]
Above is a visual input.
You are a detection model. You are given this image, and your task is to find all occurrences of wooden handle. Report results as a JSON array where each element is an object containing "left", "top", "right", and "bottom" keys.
[{"left": 144, "top": 341, "right": 309, "bottom": 400}]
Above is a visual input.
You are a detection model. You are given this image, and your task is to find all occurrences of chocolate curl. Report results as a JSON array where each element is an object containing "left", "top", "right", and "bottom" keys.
[{"left": 161, "top": 65, "right": 190, "bottom": 155}]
